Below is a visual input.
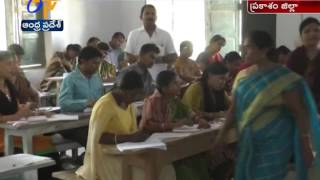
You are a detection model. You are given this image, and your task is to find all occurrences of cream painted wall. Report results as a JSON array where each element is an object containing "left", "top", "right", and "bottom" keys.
[
  {"left": 147, "top": 0, "right": 205, "bottom": 59},
  {"left": 276, "top": 14, "right": 303, "bottom": 50},
  {"left": 276, "top": 14, "right": 320, "bottom": 50},
  {"left": 0, "top": 0, "right": 7, "bottom": 50},
  {"left": 44, "top": 0, "right": 145, "bottom": 64}
]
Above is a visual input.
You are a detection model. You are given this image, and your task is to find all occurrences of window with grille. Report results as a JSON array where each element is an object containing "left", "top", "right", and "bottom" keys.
[
  {"left": 146, "top": 0, "right": 241, "bottom": 58},
  {"left": 2, "top": 0, "right": 45, "bottom": 66},
  {"left": 205, "top": 0, "right": 242, "bottom": 56}
]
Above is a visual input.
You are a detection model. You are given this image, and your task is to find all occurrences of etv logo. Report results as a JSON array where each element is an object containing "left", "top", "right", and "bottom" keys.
[{"left": 21, "top": 0, "right": 64, "bottom": 32}]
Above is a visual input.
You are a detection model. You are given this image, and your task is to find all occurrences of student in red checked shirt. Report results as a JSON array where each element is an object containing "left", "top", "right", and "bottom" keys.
[{"left": 196, "top": 35, "right": 226, "bottom": 71}]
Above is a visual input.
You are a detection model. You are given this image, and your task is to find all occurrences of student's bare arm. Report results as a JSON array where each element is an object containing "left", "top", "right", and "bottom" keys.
[
  {"left": 283, "top": 89, "right": 314, "bottom": 167},
  {"left": 99, "top": 131, "right": 149, "bottom": 145}
]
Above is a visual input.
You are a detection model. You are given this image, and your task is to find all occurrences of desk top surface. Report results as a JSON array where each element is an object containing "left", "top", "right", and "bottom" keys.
[
  {"left": 0, "top": 154, "right": 55, "bottom": 176},
  {"left": 103, "top": 126, "right": 237, "bottom": 168},
  {"left": 0, "top": 113, "right": 91, "bottom": 130},
  {"left": 104, "top": 123, "right": 226, "bottom": 155}
]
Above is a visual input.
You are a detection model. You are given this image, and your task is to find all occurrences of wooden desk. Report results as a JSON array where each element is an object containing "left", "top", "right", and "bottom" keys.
[
  {"left": 0, "top": 154, "right": 55, "bottom": 180},
  {"left": 104, "top": 127, "right": 236, "bottom": 180},
  {"left": 0, "top": 114, "right": 90, "bottom": 155}
]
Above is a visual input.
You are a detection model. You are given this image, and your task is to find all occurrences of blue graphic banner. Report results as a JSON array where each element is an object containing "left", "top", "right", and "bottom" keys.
[{"left": 21, "top": 19, "right": 63, "bottom": 32}]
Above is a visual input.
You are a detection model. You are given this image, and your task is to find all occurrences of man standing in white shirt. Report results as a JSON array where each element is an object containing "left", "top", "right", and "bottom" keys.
[{"left": 125, "top": 4, "right": 177, "bottom": 80}]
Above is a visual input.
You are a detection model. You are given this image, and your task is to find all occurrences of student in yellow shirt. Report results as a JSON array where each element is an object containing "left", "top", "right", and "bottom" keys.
[
  {"left": 182, "top": 62, "right": 235, "bottom": 180},
  {"left": 182, "top": 62, "right": 230, "bottom": 120},
  {"left": 76, "top": 70, "right": 176, "bottom": 180}
]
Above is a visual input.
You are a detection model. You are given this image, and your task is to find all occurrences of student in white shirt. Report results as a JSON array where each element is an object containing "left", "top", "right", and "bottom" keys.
[
  {"left": 108, "top": 32, "right": 125, "bottom": 70},
  {"left": 125, "top": 4, "right": 177, "bottom": 80}
]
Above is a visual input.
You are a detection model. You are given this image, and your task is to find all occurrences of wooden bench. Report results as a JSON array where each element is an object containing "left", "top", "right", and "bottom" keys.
[{"left": 52, "top": 169, "right": 83, "bottom": 180}]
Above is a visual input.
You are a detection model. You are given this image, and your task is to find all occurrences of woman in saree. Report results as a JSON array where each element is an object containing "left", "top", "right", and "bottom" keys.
[
  {"left": 287, "top": 17, "right": 320, "bottom": 112},
  {"left": 174, "top": 41, "right": 201, "bottom": 84},
  {"left": 140, "top": 70, "right": 210, "bottom": 180},
  {"left": 76, "top": 70, "right": 176, "bottom": 180},
  {"left": 97, "top": 42, "right": 117, "bottom": 82},
  {"left": 216, "top": 30, "right": 320, "bottom": 180}
]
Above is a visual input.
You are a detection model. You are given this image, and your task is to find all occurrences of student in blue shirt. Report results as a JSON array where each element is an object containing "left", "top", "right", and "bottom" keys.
[
  {"left": 117, "top": 43, "right": 159, "bottom": 97},
  {"left": 59, "top": 46, "right": 104, "bottom": 113},
  {"left": 59, "top": 46, "right": 104, "bottom": 147}
]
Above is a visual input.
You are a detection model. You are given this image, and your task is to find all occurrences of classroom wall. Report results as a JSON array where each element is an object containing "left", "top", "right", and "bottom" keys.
[
  {"left": 45, "top": 0, "right": 145, "bottom": 63},
  {"left": 242, "top": 5, "right": 320, "bottom": 52},
  {"left": 24, "top": 68, "right": 45, "bottom": 89},
  {"left": 241, "top": 2, "right": 320, "bottom": 51},
  {"left": 276, "top": 14, "right": 303, "bottom": 50},
  {"left": 26, "top": 0, "right": 145, "bottom": 87},
  {"left": 0, "top": 1, "right": 6, "bottom": 50},
  {"left": 49, "top": 1, "right": 318, "bottom": 64},
  {"left": 242, "top": 3, "right": 277, "bottom": 44}
]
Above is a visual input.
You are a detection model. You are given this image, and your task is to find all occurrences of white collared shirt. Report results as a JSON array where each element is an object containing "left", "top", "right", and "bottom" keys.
[
  {"left": 107, "top": 44, "right": 122, "bottom": 68},
  {"left": 125, "top": 26, "right": 176, "bottom": 56}
]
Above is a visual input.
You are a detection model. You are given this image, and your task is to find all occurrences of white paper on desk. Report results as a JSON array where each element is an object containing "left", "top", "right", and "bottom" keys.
[
  {"left": 8, "top": 121, "right": 29, "bottom": 128},
  {"left": 38, "top": 106, "right": 61, "bottom": 112},
  {"left": 173, "top": 125, "right": 200, "bottom": 133},
  {"left": 7, "top": 116, "right": 47, "bottom": 127},
  {"left": 0, "top": 154, "right": 52, "bottom": 173},
  {"left": 147, "top": 132, "right": 191, "bottom": 142},
  {"left": 46, "top": 114, "right": 79, "bottom": 121},
  {"left": 209, "top": 121, "right": 224, "bottom": 130},
  {"left": 116, "top": 132, "right": 191, "bottom": 152},
  {"left": 116, "top": 140, "right": 166, "bottom": 152},
  {"left": 25, "top": 116, "right": 47, "bottom": 122},
  {"left": 8, "top": 114, "right": 79, "bottom": 127}
]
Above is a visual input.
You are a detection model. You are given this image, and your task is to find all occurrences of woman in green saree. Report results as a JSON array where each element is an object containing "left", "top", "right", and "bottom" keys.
[
  {"left": 140, "top": 70, "right": 210, "bottom": 180},
  {"left": 216, "top": 30, "right": 320, "bottom": 180}
]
